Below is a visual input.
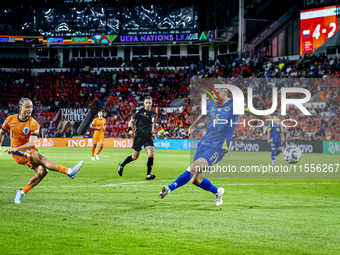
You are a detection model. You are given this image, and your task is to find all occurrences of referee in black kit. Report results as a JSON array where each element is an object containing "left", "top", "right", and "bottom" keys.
[{"left": 118, "top": 96, "right": 157, "bottom": 180}]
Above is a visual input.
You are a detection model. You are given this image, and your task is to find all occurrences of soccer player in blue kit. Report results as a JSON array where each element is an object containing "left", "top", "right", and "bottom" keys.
[
  {"left": 267, "top": 114, "right": 284, "bottom": 164},
  {"left": 159, "top": 85, "right": 272, "bottom": 206}
]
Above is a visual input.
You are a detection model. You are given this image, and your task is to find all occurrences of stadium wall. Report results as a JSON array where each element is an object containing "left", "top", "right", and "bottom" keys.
[
  {"left": 32, "top": 138, "right": 325, "bottom": 153},
  {"left": 0, "top": 48, "right": 29, "bottom": 58},
  {"left": 228, "top": 140, "right": 322, "bottom": 153},
  {"left": 34, "top": 138, "right": 190, "bottom": 150}
]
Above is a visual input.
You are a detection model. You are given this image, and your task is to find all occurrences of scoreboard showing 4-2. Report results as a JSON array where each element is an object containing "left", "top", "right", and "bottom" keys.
[{"left": 300, "top": 5, "right": 340, "bottom": 55}]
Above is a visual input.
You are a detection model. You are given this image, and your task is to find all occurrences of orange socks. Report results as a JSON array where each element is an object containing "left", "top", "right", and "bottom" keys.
[
  {"left": 22, "top": 184, "right": 32, "bottom": 194},
  {"left": 92, "top": 148, "right": 95, "bottom": 157},
  {"left": 96, "top": 147, "right": 102, "bottom": 155},
  {"left": 57, "top": 165, "right": 69, "bottom": 175}
]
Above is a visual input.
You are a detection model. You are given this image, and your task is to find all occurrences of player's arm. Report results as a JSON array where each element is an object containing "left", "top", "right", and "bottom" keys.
[
  {"left": 267, "top": 128, "right": 271, "bottom": 143},
  {"left": 151, "top": 114, "right": 156, "bottom": 136},
  {"left": 1, "top": 116, "right": 11, "bottom": 153},
  {"left": 128, "top": 118, "right": 135, "bottom": 136},
  {"left": 90, "top": 122, "right": 100, "bottom": 130},
  {"left": 128, "top": 118, "right": 134, "bottom": 128},
  {"left": 189, "top": 114, "right": 209, "bottom": 133},
  {"left": 91, "top": 125, "right": 100, "bottom": 130},
  {"left": 129, "top": 110, "right": 141, "bottom": 135},
  {"left": 0, "top": 129, "right": 5, "bottom": 152},
  {"left": 4, "top": 135, "right": 37, "bottom": 154},
  {"left": 152, "top": 121, "right": 156, "bottom": 138}
]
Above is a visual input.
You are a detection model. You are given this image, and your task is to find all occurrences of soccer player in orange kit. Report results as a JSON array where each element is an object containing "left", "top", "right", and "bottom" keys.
[
  {"left": 0, "top": 98, "right": 83, "bottom": 204},
  {"left": 90, "top": 110, "right": 106, "bottom": 160}
]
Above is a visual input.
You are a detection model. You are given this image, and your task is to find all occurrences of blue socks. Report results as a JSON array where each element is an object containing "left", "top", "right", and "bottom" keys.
[
  {"left": 271, "top": 150, "right": 275, "bottom": 160},
  {"left": 168, "top": 171, "right": 218, "bottom": 194},
  {"left": 271, "top": 149, "right": 282, "bottom": 160},
  {"left": 275, "top": 149, "right": 282, "bottom": 157},
  {"left": 198, "top": 178, "right": 218, "bottom": 194},
  {"left": 168, "top": 171, "right": 192, "bottom": 191}
]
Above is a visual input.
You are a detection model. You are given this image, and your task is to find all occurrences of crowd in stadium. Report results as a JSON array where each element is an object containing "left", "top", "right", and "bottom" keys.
[{"left": 0, "top": 52, "right": 339, "bottom": 141}]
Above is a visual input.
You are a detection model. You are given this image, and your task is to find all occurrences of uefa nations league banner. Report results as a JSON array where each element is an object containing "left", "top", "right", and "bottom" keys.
[{"left": 323, "top": 141, "right": 340, "bottom": 154}]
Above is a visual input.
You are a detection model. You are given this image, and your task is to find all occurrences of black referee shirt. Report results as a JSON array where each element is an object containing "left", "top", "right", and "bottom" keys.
[{"left": 132, "top": 108, "right": 156, "bottom": 135}]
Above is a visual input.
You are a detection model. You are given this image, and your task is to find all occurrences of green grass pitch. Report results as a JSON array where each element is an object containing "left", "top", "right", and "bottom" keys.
[{"left": 0, "top": 147, "right": 339, "bottom": 254}]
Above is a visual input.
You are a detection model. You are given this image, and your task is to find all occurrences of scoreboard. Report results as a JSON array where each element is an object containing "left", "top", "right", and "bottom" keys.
[{"left": 300, "top": 5, "right": 340, "bottom": 55}]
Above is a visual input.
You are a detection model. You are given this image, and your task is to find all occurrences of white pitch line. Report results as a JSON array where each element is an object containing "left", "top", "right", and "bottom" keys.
[
  {"left": 37, "top": 156, "right": 110, "bottom": 159},
  {"left": 1, "top": 181, "right": 339, "bottom": 189},
  {"left": 41, "top": 156, "right": 91, "bottom": 160}
]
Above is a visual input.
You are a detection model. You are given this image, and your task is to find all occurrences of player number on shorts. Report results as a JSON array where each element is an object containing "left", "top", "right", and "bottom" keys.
[{"left": 209, "top": 152, "right": 218, "bottom": 161}]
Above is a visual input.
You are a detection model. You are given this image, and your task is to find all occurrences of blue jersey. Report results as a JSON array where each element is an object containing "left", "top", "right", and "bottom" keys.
[
  {"left": 199, "top": 99, "right": 250, "bottom": 151},
  {"left": 268, "top": 123, "right": 282, "bottom": 143}
]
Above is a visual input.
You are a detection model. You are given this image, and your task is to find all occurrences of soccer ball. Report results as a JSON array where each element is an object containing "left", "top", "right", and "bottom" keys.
[{"left": 283, "top": 146, "right": 302, "bottom": 164}]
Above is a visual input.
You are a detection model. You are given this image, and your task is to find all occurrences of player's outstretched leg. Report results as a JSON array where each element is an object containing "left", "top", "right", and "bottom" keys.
[
  {"left": 92, "top": 144, "right": 96, "bottom": 161},
  {"left": 159, "top": 158, "right": 205, "bottom": 198},
  {"left": 30, "top": 152, "right": 83, "bottom": 179},
  {"left": 145, "top": 146, "right": 155, "bottom": 180},
  {"left": 96, "top": 148, "right": 101, "bottom": 160},
  {"left": 271, "top": 148, "right": 276, "bottom": 164},
  {"left": 96, "top": 143, "right": 103, "bottom": 160},
  {"left": 275, "top": 147, "right": 282, "bottom": 158},
  {"left": 118, "top": 156, "right": 133, "bottom": 176},
  {"left": 215, "top": 188, "right": 225, "bottom": 206},
  {"left": 15, "top": 165, "right": 47, "bottom": 204},
  {"left": 191, "top": 172, "right": 224, "bottom": 206},
  {"left": 159, "top": 158, "right": 225, "bottom": 206},
  {"left": 118, "top": 151, "right": 139, "bottom": 176},
  {"left": 159, "top": 171, "right": 192, "bottom": 199},
  {"left": 68, "top": 161, "right": 84, "bottom": 179}
]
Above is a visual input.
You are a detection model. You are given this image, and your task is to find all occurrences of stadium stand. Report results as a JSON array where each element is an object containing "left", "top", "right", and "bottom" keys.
[{"left": 0, "top": 52, "right": 339, "bottom": 140}]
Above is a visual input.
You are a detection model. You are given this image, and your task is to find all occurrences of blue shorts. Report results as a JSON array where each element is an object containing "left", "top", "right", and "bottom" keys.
[
  {"left": 270, "top": 141, "right": 282, "bottom": 148},
  {"left": 194, "top": 145, "right": 225, "bottom": 166}
]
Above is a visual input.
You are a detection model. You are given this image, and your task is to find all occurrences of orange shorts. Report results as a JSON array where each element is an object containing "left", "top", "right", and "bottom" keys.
[
  {"left": 12, "top": 147, "right": 38, "bottom": 170},
  {"left": 93, "top": 136, "right": 104, "bottom": 145}
]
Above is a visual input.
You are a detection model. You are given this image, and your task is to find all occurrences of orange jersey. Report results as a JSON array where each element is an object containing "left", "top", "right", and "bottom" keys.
[
  {"left": 1, "top": 114, "right": 40, "bottom": 148},
  {"left": 92, "top": 117, "right": 106, "bottom": 138}
]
